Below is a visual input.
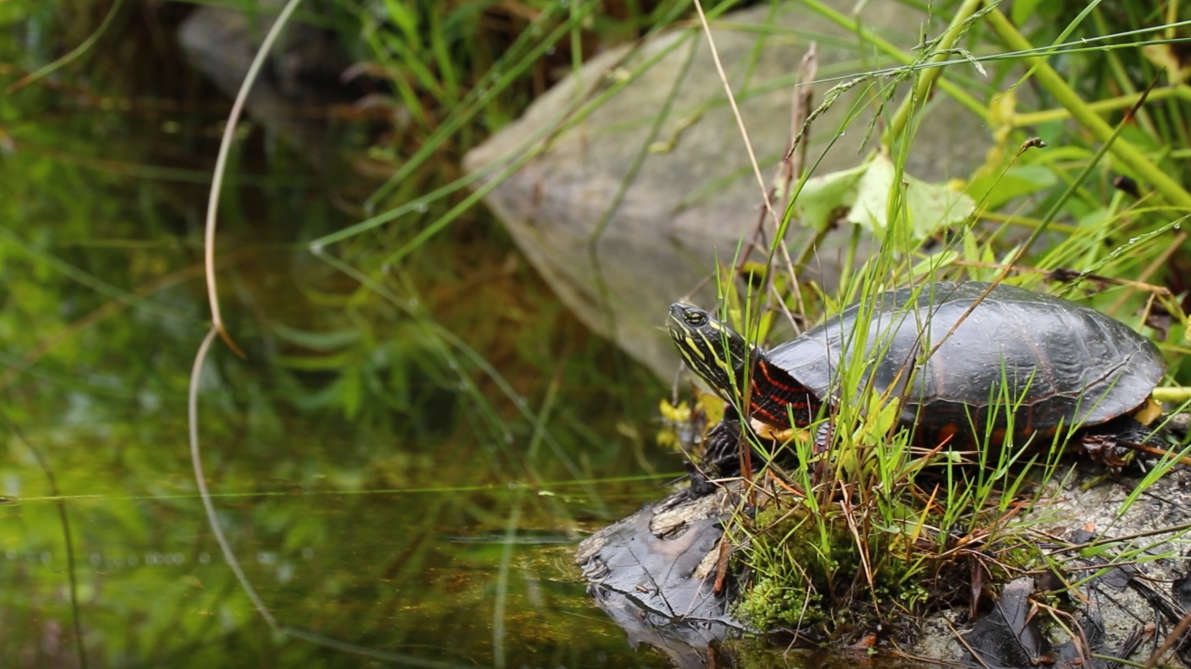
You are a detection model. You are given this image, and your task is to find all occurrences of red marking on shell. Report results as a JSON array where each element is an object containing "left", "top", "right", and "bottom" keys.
[
  {"left": 748, "top": 379, "right": 811, "bottom": 425},
  {"left": 748, "top": 402, "right": 784, "bottom": 424},
  {"left": 757, "top": 359, "right": 806, "bottom": 394}
]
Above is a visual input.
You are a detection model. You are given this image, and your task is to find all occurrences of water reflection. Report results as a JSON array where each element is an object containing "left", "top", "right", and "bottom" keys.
[
  {"left": 3, "top": 435, "right": 676, "bottom": 667},
  {"left": 0, "top": 52, "right": 674, "bottom": 661},
  {"left": 0, "top": 5, "right": 926, "bottom": 667}
]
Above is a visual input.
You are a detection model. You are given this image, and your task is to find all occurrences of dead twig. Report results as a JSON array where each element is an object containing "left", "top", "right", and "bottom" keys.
[{"left": 202, "top": 0, "right": 306, "bottom": 358}]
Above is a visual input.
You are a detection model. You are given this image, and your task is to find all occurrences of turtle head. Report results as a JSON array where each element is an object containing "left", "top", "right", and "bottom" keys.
[{"left": 667, "top": 303, "right": 755, "bottom": 399}]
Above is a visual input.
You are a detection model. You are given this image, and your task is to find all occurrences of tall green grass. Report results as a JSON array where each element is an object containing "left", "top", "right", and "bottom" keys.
[
  {"left": 7, "top": 0, "right": 1191, "bottom": 660},
  {"left": 678, "top": 0, "right": 1191, "bottom": 642}
]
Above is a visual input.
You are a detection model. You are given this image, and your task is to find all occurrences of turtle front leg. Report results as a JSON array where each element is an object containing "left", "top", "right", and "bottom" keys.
[
  {"left": 702, "top": 406, "right": 746, "bottom": 473},
  {"left": 684, "top": 459, "right": 720, "bottom": 497},
  {"left": 687, "top": 407, "right": 833, "bottom": 497},
  {"left": 1079, "top": 415, "right": 1169, "bottom": 473},
  {"left": 683, "top": 406, "right": 746, "bottom": 497}
]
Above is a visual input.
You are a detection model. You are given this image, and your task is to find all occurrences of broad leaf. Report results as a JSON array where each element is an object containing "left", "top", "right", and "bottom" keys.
[
  {"left": 847, "top": 154, "right": 975, "bottom": 241},
  {"left": 965, "top": 165, "right": 1057, "bottom": 210},
  {"left": 795, "top": 163, "right": 867, "bottom": 231}
]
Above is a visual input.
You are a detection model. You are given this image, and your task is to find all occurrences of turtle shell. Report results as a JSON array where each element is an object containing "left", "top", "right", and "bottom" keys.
[{"left": 766, "top": 282, "right": 1165, "bottom": 446}]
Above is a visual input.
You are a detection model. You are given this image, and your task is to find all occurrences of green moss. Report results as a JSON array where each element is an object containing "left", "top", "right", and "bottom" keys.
[
  {"left": 729, "top": 473, "right": 1058, "bottom": 637},
  {"left": 734, "top": 576, "right": 823, "bottom": 631},
  {"left": 732, "top": 502, "right": 860, "bottom": 630},
  {"left": 732, "top": 488, "right": 1066, "bottom": 638}
]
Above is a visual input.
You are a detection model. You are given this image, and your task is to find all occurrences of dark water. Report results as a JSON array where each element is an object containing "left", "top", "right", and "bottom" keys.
[
  {"left": 0, "top": 8, "right": 691, "bottom": 665},
  {"left": 3, "top": 437, "right": 669, "bottom": 668},
  {"left": 0, "top": 5, "right": 943, "bottom": 668},
  {"left": 0, "top": 234, "right": 681, "bottom": 669}
]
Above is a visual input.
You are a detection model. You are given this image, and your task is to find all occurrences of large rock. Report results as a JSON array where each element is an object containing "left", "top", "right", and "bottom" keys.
[{"left": 465, "top": 2, "right": 991, "bottom": 379}]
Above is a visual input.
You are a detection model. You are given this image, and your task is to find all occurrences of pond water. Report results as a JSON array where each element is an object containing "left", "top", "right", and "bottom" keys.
[
  {"left": 0, "top": 20, "right": 695, "bottom": 663},
  {"left": 0, "top": 7, "right": 943, "bottom": 669},
  {"left": 0, "top": 223, "right": 694, "bottom": 668}
]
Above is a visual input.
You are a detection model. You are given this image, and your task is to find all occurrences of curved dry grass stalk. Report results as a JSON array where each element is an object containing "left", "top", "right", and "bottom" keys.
[
  {"left": 203, "top": 0, "right": 305, "bottom": 358},
  {"left": 190, "top": 0, "right": 306, "bottom": 634},
  {"left": 188, "top": 326, "right": 279, "bottom": 631}
]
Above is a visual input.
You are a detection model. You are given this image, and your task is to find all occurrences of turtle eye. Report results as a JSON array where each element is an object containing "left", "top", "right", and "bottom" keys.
[{"left": 683, "top": 311, "right": 707, "bottom": 326}]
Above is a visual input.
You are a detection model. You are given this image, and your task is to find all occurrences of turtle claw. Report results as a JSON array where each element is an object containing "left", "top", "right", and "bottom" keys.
[
  {"left": 685, "top": 460, "right": 720, "bottom": 497},
  {"left": 1079, "top": 415, "right": 1170, "bottom": 473},
  {"left": 1079, "top": 433, "right": 1133, "bottom": 473}
]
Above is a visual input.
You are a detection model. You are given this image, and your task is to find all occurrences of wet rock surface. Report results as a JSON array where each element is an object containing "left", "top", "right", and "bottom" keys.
[
  {"left": 576, "top": 463, "right": 1191, "bottom": 668},
  {"left": 576, "top": 486, "right": 743, "bottom": 669}
]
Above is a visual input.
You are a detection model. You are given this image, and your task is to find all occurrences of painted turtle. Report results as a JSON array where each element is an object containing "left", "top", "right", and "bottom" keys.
[{"left": 668, "top": 281, "right": 1166, "bottom": 473}]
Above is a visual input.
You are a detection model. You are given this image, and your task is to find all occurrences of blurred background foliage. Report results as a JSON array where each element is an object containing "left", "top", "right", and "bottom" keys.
[
  {"left": 2, "top": 0, "right": 1190, "bottom": 667},
  {"left": 0, "top": 0, "right": 679, "bottom": 667}
]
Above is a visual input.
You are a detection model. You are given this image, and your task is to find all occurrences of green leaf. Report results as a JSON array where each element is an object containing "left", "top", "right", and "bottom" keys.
[
  {"left": 274, "top": 351, "right": 354, "bottom": 370},
  {"left": 271, "top": 323, "right": 362, "bottom": 351},
  {"left": 1031, "top": 145, "right": 1093, "bottom": 165},
  {"left": 846, "top": 155, "right": 974, "bottom": 242},
  {"left": 381, "top": 0, "right": 419, "bottom": 43},
  {"left": 965, "top": 165, "right": 1057, "bottom": 210},
  {"left": 902, "top": 172, "right": 976, "bottom": 240},
  {"left": 754, "top": 310, "right": 777, "bottom": 344},
  {"left": 870, "top": 394, "right": 902, "bottom": 436},
  {"left": 846, "top": 155, "right": 897, "bottom": 234},
  {"left": 1079, "top": 542, "right": 1120, "bottom": 559},
  {"left": 0, "top": 4, "right": 31, "bottom": 26},
  {"left": 794, "top": 163, "right": 867, "bottom": 231},
  {"left": 341, "top": 367, "right": 362, "bottom": 420},
  {"left": 960, "top": 230, "right": 999, "bottom": 281},
  {"left": 1078, "top": 207, "right": 1111, "bottom": 229}
]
